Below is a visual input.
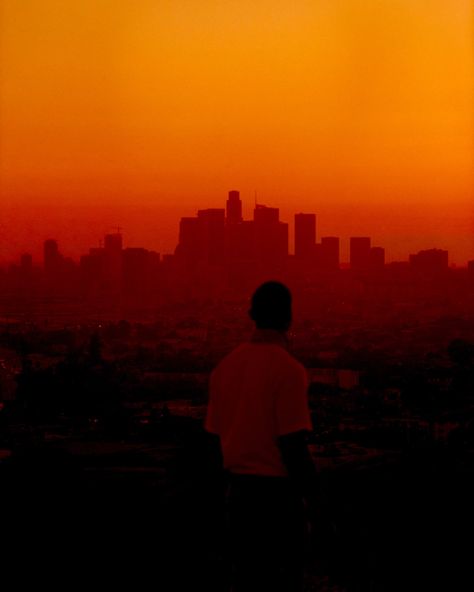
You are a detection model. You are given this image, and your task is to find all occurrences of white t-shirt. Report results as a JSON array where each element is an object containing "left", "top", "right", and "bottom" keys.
[{"left": 205, "top": 330, "right": 313, "bottom": 477}]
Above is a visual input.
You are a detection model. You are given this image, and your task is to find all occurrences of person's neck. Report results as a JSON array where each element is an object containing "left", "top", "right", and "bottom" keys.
[{"left": 251, "top": 328, "right": 289, "bottom": 348}]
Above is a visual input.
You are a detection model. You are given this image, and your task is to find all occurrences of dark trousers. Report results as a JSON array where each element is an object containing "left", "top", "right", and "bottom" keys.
[{"left": 226, "top": 473, "right": 307, "bottom": 592}]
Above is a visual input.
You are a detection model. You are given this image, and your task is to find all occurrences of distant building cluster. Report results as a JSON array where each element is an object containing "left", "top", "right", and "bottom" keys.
[{"left": 0, "top": 190, "right": 464, "bottom": 305}]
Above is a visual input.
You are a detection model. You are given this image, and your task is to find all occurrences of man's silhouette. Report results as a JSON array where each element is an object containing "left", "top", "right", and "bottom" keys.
[{"left": 205, "top": 281, "right": 319, "bottom": 591}]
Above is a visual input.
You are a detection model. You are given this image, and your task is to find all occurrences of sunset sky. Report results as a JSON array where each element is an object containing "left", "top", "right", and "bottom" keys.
[{"left": 1, "top": 1, "right": 473, "bottom": 264}]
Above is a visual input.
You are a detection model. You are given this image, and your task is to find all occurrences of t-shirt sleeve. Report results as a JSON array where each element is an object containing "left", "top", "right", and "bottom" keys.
[
  {"left": 275, "top": 362, "right": 312, "bottom": 436},
  {"left": 204, "top": 370, "right": 220, "bottom": 435}
]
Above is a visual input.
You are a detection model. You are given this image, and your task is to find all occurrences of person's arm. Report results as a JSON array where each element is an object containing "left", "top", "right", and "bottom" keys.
[
  {"left": 274, "top": 361, "right": 317, "bottom": 502},
  {"left": 277, "top": 429, "right": 320, "bottom": 503},
  {"left": 279, "top": 429, "right": 338, "bottom": 556}
]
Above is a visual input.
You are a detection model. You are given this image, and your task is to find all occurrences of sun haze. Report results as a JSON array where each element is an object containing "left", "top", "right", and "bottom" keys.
[{"left": 1, "top": 0, "right": 473, "bottom": 264}]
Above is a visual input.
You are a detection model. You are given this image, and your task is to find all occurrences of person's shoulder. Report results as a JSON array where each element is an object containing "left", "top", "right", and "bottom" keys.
[
  {"left": 269, "top": 346, "right": 306, "bottom": 377},
  {"left": 211, "top": 343, "right": 249, "bottom": 375},
  {"left": 268, "top": 343, "right": 302, "bottom": 366}
]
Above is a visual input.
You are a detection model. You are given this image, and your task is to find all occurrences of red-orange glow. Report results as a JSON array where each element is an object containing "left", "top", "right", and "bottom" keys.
[{"left": 1, "top": 1, "right": 473, "bottom": 264}]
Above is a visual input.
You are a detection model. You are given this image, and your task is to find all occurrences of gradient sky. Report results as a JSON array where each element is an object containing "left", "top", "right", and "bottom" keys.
[{"left": 1, "top": 1, "right": 473, "bottom": 264}]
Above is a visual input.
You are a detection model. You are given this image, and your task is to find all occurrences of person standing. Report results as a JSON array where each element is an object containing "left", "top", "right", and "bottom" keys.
[{"left": 205, "top": 281, "right": 319, "bottom": 591}]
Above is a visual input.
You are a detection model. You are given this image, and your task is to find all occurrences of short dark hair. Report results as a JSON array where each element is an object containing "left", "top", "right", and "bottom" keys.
[{"left": 249, "top": 281, "right": 292, "bottom": 331}]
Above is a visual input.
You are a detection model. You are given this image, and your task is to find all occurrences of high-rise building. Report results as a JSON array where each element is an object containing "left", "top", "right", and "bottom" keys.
[
  {"left": 409, "top": 249, "right": 448, "bottom": 272},
  {"left": 197, "top": 208, "right": 226, "bottom": 265},
  {"left": 350, "top": 237, "right": 371, "bottom": 270},
  {"left": 103, "top": 232, "right": 123, "bottom": 294},
  {"left": 123, "top": 248, "right": 160, "bottom": 301},
  {"left": 226, "top": 190, "right": 243, "bottom": 225},
  {"left": 80, "top": 250, "right": 104, "bottom": 297},
  {"left": 177, "top": 217, "right": 201, "bottom": 261},
  {"left": 43, "top": 239, "right": 65, "bottom": 293},
  {"left": 253, "top": 205, "right": 288, "bottom": 270},
  {"left": 43, "top": 239, "right": 60, "bottom": 272},
  {"left": 232, "top": 221, "right": 255, "bottom": 261},
  {"left": 320, "top": 237, "right": 340, "bottom": 271},
  {"left": 295, "top": 213, "right": 316, "bottom": 260},
  {"left": 254, "top": 205, "right": 279, "bottom": 225},
  {"left": 276, "top": 222, "right": 289, "bottom": 260},
  {"left": 104, "top": 233, "right": 123, "bottom": 252},
  {"left": 369, "top": 247, "right": 385, "bottom": 270}
]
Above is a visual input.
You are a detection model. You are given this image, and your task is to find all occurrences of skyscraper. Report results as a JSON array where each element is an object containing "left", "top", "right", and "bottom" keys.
[
  {"left": 197, "top": 208, "right": 226, "bottom": 265},
  {"left": 104, "top": 232, "right": 123, "bottom": 252},
  {"left": 123, "top": 247, "right": 160, "bottom": 302},
  {"left": 43, "top": 239, "right": 60, "bottom": 272},
  {"left": 320, "top": 236, "right": 340, "bottom": 271},
  {"left": 253, "top": 205, "right": 288, "bottom": 271},
  {"left": 254, "top": 204, "right": 279, "bottom": 225},
  {"left": 177, "top": 217, "right": 201, "bottom": 262},
  {"left": 104, "top": 232, "right": 123, "bottom": 294},
  {"left": 369, "top": 247, "right": 385, "bottom": 270},
  {"left": 409, "top": 249, "right": 448, "bottom": 272},
  {"left": 226, "top": 190, "right": 243, "bottom": 225},
  {"left": 350, "top": 237, "right": 371, "bottom": 270}
]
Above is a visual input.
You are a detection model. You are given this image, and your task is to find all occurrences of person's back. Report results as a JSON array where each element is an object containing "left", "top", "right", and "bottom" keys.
[
  {"left": 205, "top": 282, "right": 319, "bottom": 592},
  {"left": 207, "top": 333, "right": 311, "bottom": 477}
]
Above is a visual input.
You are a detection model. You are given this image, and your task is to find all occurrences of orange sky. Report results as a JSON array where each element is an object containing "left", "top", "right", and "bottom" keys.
[{"left": 1, "top": 0, "right": 473, "bottom": 264}]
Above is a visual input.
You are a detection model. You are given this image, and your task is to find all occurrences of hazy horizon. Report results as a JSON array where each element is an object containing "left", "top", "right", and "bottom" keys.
[{"left": 1, "top": 1, "right": 473, "bottom": 264}]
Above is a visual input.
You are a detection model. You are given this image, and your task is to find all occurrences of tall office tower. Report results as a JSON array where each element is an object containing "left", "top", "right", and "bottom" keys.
[
  {"left": 226, "top": 190, "right": 243, "bottom": 225},
  {"left": 254, "top": 204, "right": 279, "bottom": 225},
  {"left": 104, "top": 232, "right": 123, "bottom": 293},
  {"left": 80, "top": 249, "right": 104, "bottom": 297},
  {"left": 409, "top": 249, "right": 448, "bottom": 273},
  {"left": 43, "top": 239, "right": 60, "bottom": 272},
  {"left": 177, "top": 217, "right": 201, "bottom": 262},
  {"left": 369, "top": 246, "right": 385, "bottom": 270},
  {"left": 104, "top": 232, "right": 123, "bottom": 252},
  {"left": 350, "top": 237, "right": 371, "bottom": 270},
  {"left": 225, "top": 219, "right": 257, "bottom": 293},
  {"left": 237, "top": 221, "right": 256, "bottom": 261},
  {"left": 197, "top": 208, "right": 226, "bottom": 265},
  {"left": 320, "top": 237, "right": 340, "bottom": 271},
  {"left": 253, "top": 205, "right": 288, "bottom": 270},
  {"left": 123, "top": 248, "right": 160, "bottom": 302},
  {"left": 43, "top": 240, "right": 64, "bottom": 292},
  {"left": 276, "top": 222, "right": 289, "bottom": 260},
  {"left": 295, "top": 213, "right": 316, "bottom": 260}
]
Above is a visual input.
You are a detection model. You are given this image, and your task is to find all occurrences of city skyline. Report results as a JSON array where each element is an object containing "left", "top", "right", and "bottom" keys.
[
  {"left": 0, "top": 190, "right": 463, "bottom": 268},
  {"left": 2, "top": 189, "right": 463, "bottom": 313},
  {"left": 1, "top": 1, "right": 473, "bottom": 266}
]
